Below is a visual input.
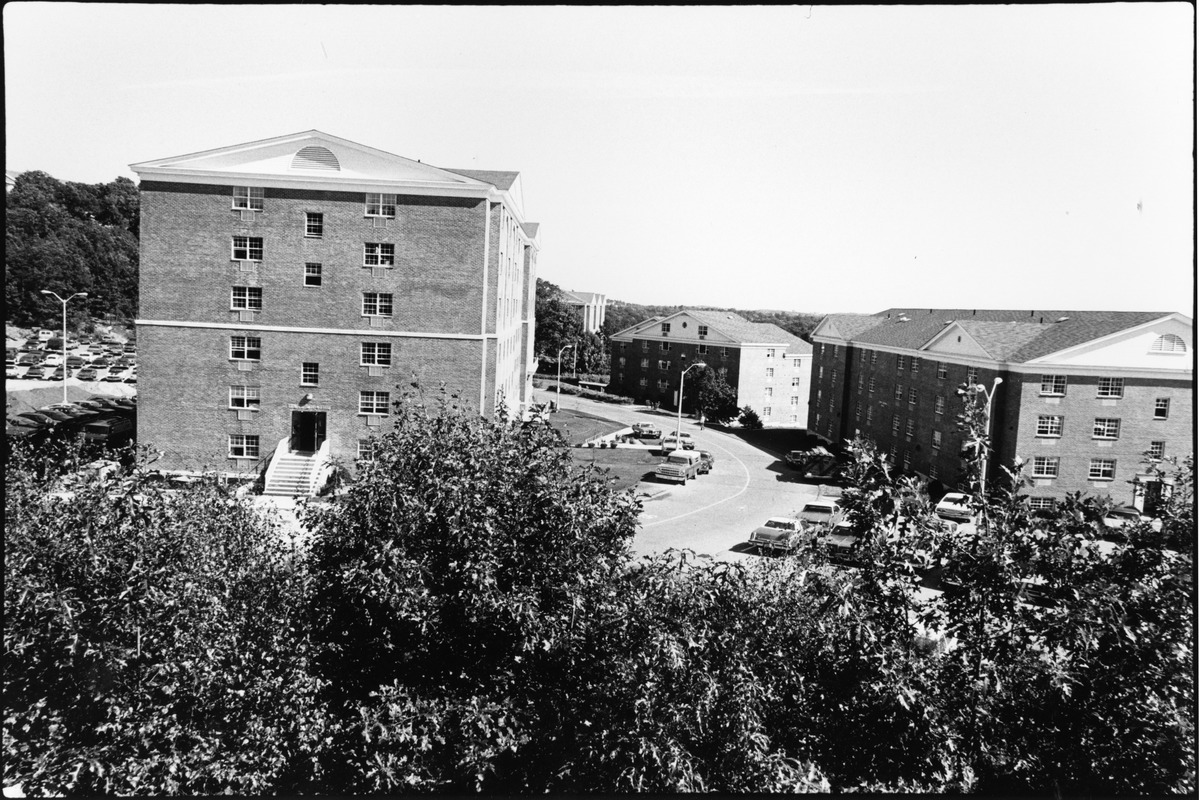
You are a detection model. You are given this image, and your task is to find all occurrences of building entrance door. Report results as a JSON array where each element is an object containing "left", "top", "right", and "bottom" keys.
[{"left": 291, "top": 411, "right": 326, "bottom": 453}]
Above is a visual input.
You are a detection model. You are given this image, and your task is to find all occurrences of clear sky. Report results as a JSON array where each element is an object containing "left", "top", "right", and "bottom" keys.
[{"left": 5, "top": 3, "right": 1194, "bottom": 315}]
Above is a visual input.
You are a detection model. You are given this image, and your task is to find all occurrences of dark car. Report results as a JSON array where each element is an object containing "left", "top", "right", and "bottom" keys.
[
  {"left": 23, "top": 366, "right": 46, "bottom": 380},
  {"left": 76, "top": 367, "right": 99, "bottom": 381},
  {"left": 697, "top": 450, "right": 715, "bottom": 474},
  {"left": 16, "top": 411, "right": 60, "bottom": 427},
  {"left": 102, "top": 373, "right": 125, "bottom": 382}
]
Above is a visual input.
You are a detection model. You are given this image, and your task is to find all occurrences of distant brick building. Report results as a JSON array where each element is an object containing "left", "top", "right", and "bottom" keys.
[
  {"left": 607, "top": 309, "right": 812, "bottom": 427},
  {"left": 131, "top": 131, "right": 539, "bottom": 491},
  {"left": 808, "top": 308, "right": 1193, "bottom": 513}
]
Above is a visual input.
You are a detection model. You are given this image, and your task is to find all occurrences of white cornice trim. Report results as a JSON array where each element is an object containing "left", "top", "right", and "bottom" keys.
[
  {"left": 136, "top": 319, "right": 497, "bottom": 340},
  {"left": 133, "top": 168, "right": 496, "bottom": 199},
  {"left": 1023, "top": 313, "right": 1193, "bottom": 364}
]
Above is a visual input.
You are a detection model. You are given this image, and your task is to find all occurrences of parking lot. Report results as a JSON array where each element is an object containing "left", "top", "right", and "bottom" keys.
[{"left": 536, "top": 390, "right": 835, "bottom": 563}]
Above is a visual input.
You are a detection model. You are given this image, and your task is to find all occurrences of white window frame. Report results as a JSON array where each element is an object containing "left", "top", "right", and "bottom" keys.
[
  {"left": 304, "top": 262, "right": 322, "bottom": 287},
  {"left": 660, "top": 322, "right": 671, "bottom": 334},
  {"left": 937, "top": 362, "right": 947, "bottom": 380},
  {"left": 363, "top": 242, "right": 395, "bottom": 267},
  {"left": 359, "top": 390, "right": 391, "bottom": 415},
  {"left": 1154, "top": 398, "right": 1170, "bottom": 419},
  {"left": 932, "top": 430, "right": 942, "bottom": 450},
  {"left": 1031, "top": 456, "right": 1059, "bottom": 478},
  {"left": 640, "top": 358, "right": 649, "bottom": 369},
  {"left": 232, "top": 186, "right": 263, "bottom": 211},
  {"left": 1148, "top": 441, "right": 1165, "bottom": 459},
  {"left": 908, "top": 387, "right": 917, "bottom": 405},
  {"left": 1092, "top": 418, "right": 1121, "bottom": 440},
  {"left": 1036, "top": 415, "right": 1063, "bottom": 438},
  {"left": 934, "top": 396, "right": 945, "bottom": 416},
  {"left": 1097, "top": 377, "right": 1124, "bottom": 398},
  {"left": 364, "top": 193, "right": 396, "bottom": 218},
  {"left": 967, "top": 366, "right": 978, "bottom": 385},
  {"left": 301, "top": 362, "right": 319, "bottom": 387},
  {"left": 231, "top": 286, "right": 263, "bottom": 310},
  {"left": 361, "top": 342, "right": 393, "bottom": 367},
  {"left": 1029, "top": 497, "right": 1056, "bottom": 511},
  {"left": 228, "top": 433, "right": 260, "bottom": 459},
  {"left": 229, "top": 335, "right": 261, "bottom": 361},
  {"left": 232, "top": 236, "right": 263, "bottom": 261},
  {"left": 1040, "top": 375, "right": 1067, "bottom": 396},
  {"left": 362, "top": 292, "right": 394, "bottom": 317},
  {"left": 357, "top": 439, "right": 376, "bottom": 462},
  {"left": 229, "top": 385, "right": 260, "bottom": 410},
  {"left": 1088, "top": 458, "right": 1116, "bottom": 481},
  {"left": 305, "top": 212, "right": 323, "bottom": 238},
  {"left": 1150, "top": 334, "right": 1187, "bottom": 353}
]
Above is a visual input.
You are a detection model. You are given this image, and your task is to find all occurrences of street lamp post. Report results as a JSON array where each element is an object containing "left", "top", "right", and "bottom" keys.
[
  {"left": 976, "top": 377, "right": 1003, "bottom": 502},
  {"left": 676, "top": 361, "right": 707, "bottom": 442},
  {"left": 40, "top": 290, "right": 87, "bottom": 405},
  {"left": 555, "top": 343, "right": 574, "bottom": 411}
]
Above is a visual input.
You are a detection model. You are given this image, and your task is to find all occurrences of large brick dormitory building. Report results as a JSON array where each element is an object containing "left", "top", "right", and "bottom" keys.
[
  {"left": 807, "top": 308, "right": 1193, "bottom": 513},
  {"left": 130, "top": 131, "right": 539, "bottom": 494},
  {"left": 606, "top": 310, "right": 813, "bottom": 427}
]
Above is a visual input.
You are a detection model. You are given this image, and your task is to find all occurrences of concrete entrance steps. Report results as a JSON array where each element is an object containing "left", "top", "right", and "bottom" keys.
[{"left": 263, "top": 451, "right": 318, "bottom": 497}]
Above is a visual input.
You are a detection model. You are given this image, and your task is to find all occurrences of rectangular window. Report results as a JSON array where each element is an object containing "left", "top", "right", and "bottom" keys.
[
  {"left": 618, "top": 357, "right": 626, "bottom": 367},
  {"left": 896, "top": 355, "right": 905, "bottom": 371},
  {"left": 1148, "top": 441, "right": 1165, "bottom": 459},
  {"left": 661, "top": 322, "right": 671, "bottom": 334},
  {"left": 908, "top": 387, "right": 917, "bottom": 405},
  {"left": 790, "top": 396, "right": 799, "bottom": 406},
  {"left": 229, "top": 336, "right": 261, "bottom": 361},
  {"left": 1092, "top": 418, "right": 1121, "bottom": 440},
  {"left": 764, "top": 387, "right": 774, "bottom": 398},
  {"left": 766, "top": 348, "right": 775, "bottom": 358},
  {"left": 228, "top": 434, "right": 260, "bottom": 459},
  {"left": 903, "top": 452, "right": 911, "bottom": 470},
  {"left": 868, "top": 377, "right": 876, "bottom": 394},
  {"left": 698, "top": 325, "right": 708, "bottom": 337},
  {"left": 766, "top": 368, "right": 774, "bottom": 379},
  {"left": 657, "top": 379, "right": 669, "bottom": 392},
  {"left": 660, "top": 342, "right": 671, "bottom": 352},
  {"left": 1029, "top": 497, "right": 1056, "bottom": 511},
  {"left": 1040, "top": 375, "right": 1067, "bottom": 396},
  {"left": 305, "top": 212, "right": 323, "bottom": 238},
  {"left": 967, "top": 366, "right": 978, "bottom": 385},
  {"left": 764, "top": 406, "right": 772, "bottom": 417},
  {"left": 1031, "top": 456, "right": 1059, "bottom": 478},
  {"left": 228, "top": 385, "right": 260, "bottom": 409},
  {"left": 1097, "top": 377, "right": 1124, "bottom": 398},
  {"left": 937, "top": 362, "right": 947, "bottom": 380},
  {"left": 304, "top": 262, "right": 323, "bottom": 287},
  {"left": 301, "top": 362, "right": 319, "bottom": 386},
  {"left": 657, "top": 360, "right": 670, "bottom": 370},
  {"left": 641, "top": 341, "right": 648, "bottom": 352},
  {"left": 1036, "top": 415, "right": 1063, "bottom": 437},
  {"left": 1154, "top": 398, "right": 1170, "bottom": 419},
  {"left": 929, "top": 463, "right": 939, "bottom": 480},
  {"left": 359, "top": 390, "right": 390, "bottom": 415},
  {"left": 231, "top": 286, "right": 263, "bottom": 310},
  {"left": 932, "top": 430, "right": 942, "bottom": 450},
  {"left": 910, "top": 358, "right": 919, "bottom": 375},
  {"left": 818, "top": 366, "right": 824, "bottom": 380},
  {"left": 232, "top": 186, "right": 263, "bottom": 210},
  {"left": 697, "top": 344, "right": 708, "bottom": 355},
  {"left": 793, "top": 358, "right": 801, "bottom": 368},
  {"left": 792, "top": 377, "right": 800, "bottom": 388},
  {"left": 934, "top": 396, "right": 945, "bottom": 416},
  {"left": 831, "top": 369, "right": 838, "bottom": 383},
  {"left": 638, "top": 377, "right": 647, "bottom": 388},
  {"left": 894, "top": 385, "right": 904, "bottom": 401},
  {"left": 357, "top": 439, "right": 375, "bottom": 462},
  {"left": 365, "top": 193, "right": 396, "bottom": 218},
  {"left": 717, "top": 367, "right": 728, "bottom": 379},
  {"left": 892, "top": 415, "right": 901, "bottom": 435},
  {"left": 232, "top": 236, "right": 263, "bottom": 261},
  {"left": 905, "top": 419, "right": 914, "bottom": 440},
  {"left": 361, "top": 342, "right": 393, "bottom": 367},
  {"left": 640, "top": 358, "right": 649, "bottom": 369},
  {"left": 362, "top": 292, "right": 394, "bottom": 317},
  {"left": 364, "top": 243, "right": 395, "bottom": 267},
  {"left": 1088, "top": 458, "right": 1116, "bottom": 480},
  {"left": 866, "top": 407, "right": 873, "bottom": 425},
  {"left": 871, "top": 351, "right": 878, "bottom": 364}
]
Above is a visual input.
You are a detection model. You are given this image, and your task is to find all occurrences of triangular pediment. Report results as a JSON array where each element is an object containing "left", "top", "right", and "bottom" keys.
[
  {"left": 611, "top": 310, "right": 738, "bottom": 344},
  {"left": 131, "top": 130, "right": 492, "bottom": 191},
  {"left": 810, "top": 317, "right": 843, "bottom": 342},
  {"left": 922, "top": 322, "right": 995, "bottom": 359},
  {"left": 1027, "top": 314, "right": 1193, "bottom": 369}
]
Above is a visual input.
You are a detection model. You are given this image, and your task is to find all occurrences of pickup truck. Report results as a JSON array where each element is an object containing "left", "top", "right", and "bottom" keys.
[
  {"left": 655, "top": 450, "right": 704, "bottom": 484},
  {"left": 631, "top": 422, "right": 662, "bottom": 439}
]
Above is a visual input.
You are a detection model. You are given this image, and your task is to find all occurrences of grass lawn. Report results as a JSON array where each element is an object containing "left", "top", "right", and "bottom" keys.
[
  {"left": 573, "top": 447, "right": 663, "bottom": 492},
  {"left": 545, "top": 407, "right": 626, "bottom": 445}
]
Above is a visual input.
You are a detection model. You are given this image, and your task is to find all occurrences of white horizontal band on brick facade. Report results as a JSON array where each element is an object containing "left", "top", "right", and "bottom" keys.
[{"left": 136, "top": 319, "right": 499, "bottom": 341}]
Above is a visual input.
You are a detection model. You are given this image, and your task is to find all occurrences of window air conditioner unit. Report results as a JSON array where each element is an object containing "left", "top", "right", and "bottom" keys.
[
  {"left": 367, "top": 366, "right": 384, "bottom": 377},
  {"left": 236, "top": 409, "right": 254, "bottom": 421},
  {"left": 239, "top": 310, "right": 256, "bottom": 322},
  {"left": 369, "top": 316, "right": 385, "bottom": 328},
  {"left": 371, "top": 267, "right": 387, "bottom": 279},
  {"left": 365, "top": 414, "right": 381, "bottom": 427},
  {"left": 236, "top": 361, "right": 254, "bottom": 372},
  {"left": 238, "top": 261, "right": 256, "bottom": 273},
  {"left": 240, "top": 209, "right": 255, "bottom": 222}
]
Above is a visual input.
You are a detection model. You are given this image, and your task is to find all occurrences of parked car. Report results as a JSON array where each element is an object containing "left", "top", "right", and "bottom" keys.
[
  {"left": 76, "top": 367, "right": 99, "bottom": 381},
  {"left": 786, "top": 445, "right": 833, "bottom": 468},
  {"left": 934, "top": 492, "right": 974, "bottom": 523},
  {"left": 23, "top": 366, "right": 46, "bottom": 380},
  {"left": 632, "top": 422, "right": 662, "bottom": 439},
  {"left": 16, "top": 411, "right": 60, "bottom": 427},
  {"left": 819, "top": 521, "right": 863, "bottom": 564},
  {"left": 749, "top": 517, "right": 803, "bottom": 554},
  {"left": 661, "top": 432, "right": 696, "bottom": 451},
  {"left": 654, "top": 450, "right": 704, "bottom": 484},
  {"left": 102, "top": 372, "right": 125, "bottom": 382},
  {"left": 696, "top": 450, "right": 715, "bottom": 474},
  {"left": 798, "top": 498, "right": 843, "bottom": 532},
  {"left": 16, "top": 353, "right": 42, "bottom": 367},
  {"left": 44, "top": 368, "right": 67, "bottom": 381},
  {"left": 82, "top": 417, "right": 135, "bottom": 446},
  {"left": 66, "top": 356, "right": 86, "bottom": 369},
  {"left": 123, "top": 374, "right": 138, "bottom": 384}
]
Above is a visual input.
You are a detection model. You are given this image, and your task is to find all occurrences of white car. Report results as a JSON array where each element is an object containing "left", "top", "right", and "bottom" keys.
[
  {"left": 660, "top": 432, "right": 696, "bottom": 451},
  {"left": 934, "top": 492, "right": 974, "bottom": 522},
  {"left": 798, "top": 498, "right": 843, "bottom": 530},
  {"left": 749, "top": 517, "right": 803, "bottom": 553}
]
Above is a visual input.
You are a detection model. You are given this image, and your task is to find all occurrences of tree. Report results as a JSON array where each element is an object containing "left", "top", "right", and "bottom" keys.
[
  {"left": 533, "top": 278, "right": 584, "bottom": 361},
  {"left": 682, "top": 366, "right": 739, "bottom": 424},
  {"left": 738, "top": 406, "right": 763, "bottom": 429}
]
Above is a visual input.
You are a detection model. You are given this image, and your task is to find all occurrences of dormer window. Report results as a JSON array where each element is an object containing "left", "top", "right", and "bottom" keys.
[{"left": 661, "top": 322, "right": 671, "bottom": 335}]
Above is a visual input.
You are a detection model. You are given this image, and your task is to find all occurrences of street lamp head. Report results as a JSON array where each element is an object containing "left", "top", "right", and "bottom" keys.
[{"left": 40, "top": 290, "right": 52, "bottom": 295}]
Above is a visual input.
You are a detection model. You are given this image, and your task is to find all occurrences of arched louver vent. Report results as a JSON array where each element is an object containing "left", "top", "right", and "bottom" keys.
[
  {"left": 291, "top": 146, "right": 340, "bottom": 171},
  {"left": 1151, "top": 333, "right": 1187, "bottom": 353}
]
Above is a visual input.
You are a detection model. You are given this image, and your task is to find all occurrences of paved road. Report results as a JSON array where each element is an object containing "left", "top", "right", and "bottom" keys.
[{"left": 533, "top": 389, "right": 829, "bottom": 563}]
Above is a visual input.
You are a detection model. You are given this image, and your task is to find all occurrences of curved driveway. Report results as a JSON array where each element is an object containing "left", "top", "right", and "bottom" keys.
[{"left": 535, "top": 390, "right": 825, "bottom": 562}]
